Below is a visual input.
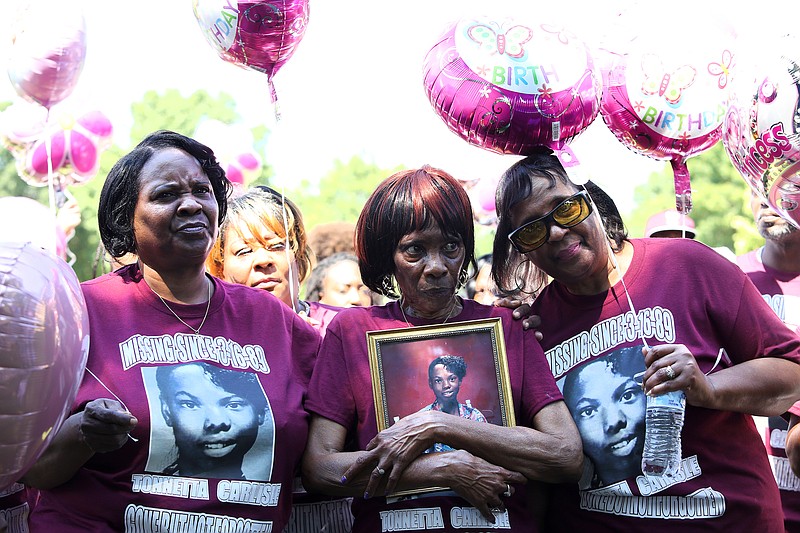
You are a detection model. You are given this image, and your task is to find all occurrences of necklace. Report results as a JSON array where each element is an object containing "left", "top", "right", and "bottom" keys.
[
  {"left": 399, "top": 298, "right": 460, "bottom": 327},
  {"left": 148, "top": 277, "right": 212, "bottom": 335}
]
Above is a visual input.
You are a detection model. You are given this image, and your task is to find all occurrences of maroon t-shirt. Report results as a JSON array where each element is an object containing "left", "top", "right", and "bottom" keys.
[
  {"left": 738, "top": 247, "right": 800, "bottom": 532},
  {"left": 534, "top": 238, "right": 800, "bottom": 532},
  {"left": 0, "top": 483, "right": 32, "bottom": 533},
  {"left": 307, "top": 299, "right": 562, "bottom": 532},
  {"left": 29, "top": 265, "right": 320, "bottom": 532}
]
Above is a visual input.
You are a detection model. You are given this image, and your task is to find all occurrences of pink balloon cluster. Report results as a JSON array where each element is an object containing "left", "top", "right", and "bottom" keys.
[
  {"left": 422, "top": 17, "right": 602, "bottom": 156},
  {"left": 0, "top": 242, "right": 89, "bottom": 492},
  {"left": 7, "top": 2, "right": 87, "bottom": 110},
  {"left": 1, "top": 107, "right": 114, "bottom": 188},
  {"left": 192, "top": 0, "right": 309, "bottom": 102},
  {"left": 723, "top": 35, "right": 800, "bottom": 227}
]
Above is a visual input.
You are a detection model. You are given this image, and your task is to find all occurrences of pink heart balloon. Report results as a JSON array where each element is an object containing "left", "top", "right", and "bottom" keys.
[
  {"left": 0, "top": 242, "right": 89, "bottom": 492},
  {"left": 723, "top": 35, "right": 800, "bottom": 227},
  {"left": 422, "top": 17, "right": 602, "bottom": 156},
  {"left": 7, "top": 2, "right": 87, "bottom": 109},
  {"left": 192, "top": 0, "right": 309, "bottom": 101}
]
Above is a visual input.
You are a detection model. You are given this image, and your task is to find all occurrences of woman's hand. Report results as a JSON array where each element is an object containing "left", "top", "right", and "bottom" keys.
[
  {"left": 79, "top": 399, "right": 138, "bottom": 453},
  {"left": 344, "top": 410, "right": 439, "bottom": 496},
  {"left": 495, "top": 298, "right": 543, "bottom": 340},
  {"left": 442, "top": 449, "right": 526, "bottom": 522},
  {"left": 642, "top": 344, "right": 713, "bottom": 405}
]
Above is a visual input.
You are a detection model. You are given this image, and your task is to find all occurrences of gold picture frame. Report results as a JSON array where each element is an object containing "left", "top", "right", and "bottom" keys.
[{"left": 367, "top": 317, "right": 516, "bottom": 496}]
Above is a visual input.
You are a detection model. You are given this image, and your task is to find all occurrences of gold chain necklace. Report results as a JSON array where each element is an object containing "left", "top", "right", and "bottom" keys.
[
  {"left": 399, "top": 299, "right": 459, "bottom": 327},
  {"left": 148, "top": 277, "right": 212, "bottom": 335}
]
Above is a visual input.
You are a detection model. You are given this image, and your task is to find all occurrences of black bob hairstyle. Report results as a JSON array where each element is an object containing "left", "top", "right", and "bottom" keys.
[{"left": 97, "top": 130, "right": 231, "bottom": 258}]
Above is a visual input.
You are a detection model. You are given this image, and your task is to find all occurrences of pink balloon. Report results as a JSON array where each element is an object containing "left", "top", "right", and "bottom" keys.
[
  {"left": 722, "top": 35, "right": 800, "bottom": 227},
  {"left": 193, "top": 0, "right": 309, "bottom": 101},
  {"left": 7, "top": 2, "right": 87, "bottom": 109},
  {"left": 0, "top": 102, "right": 48, "bottom": 157},
  {"left": 422, "top": 17, "right": 601, "bottom": 156},
  {"left": 599, "top": 32, "right": 735, "bottom": 212},
  {"left": 0, "top": 242, "right": 89, "bottom": 492},
  {"left": 19, "top": 110, "right": 113, "bottom": 187}
]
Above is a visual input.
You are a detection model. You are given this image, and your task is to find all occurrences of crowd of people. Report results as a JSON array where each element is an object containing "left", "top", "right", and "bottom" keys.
[{"left": 3, "top": 129, "right": 800, "bottom": 532}]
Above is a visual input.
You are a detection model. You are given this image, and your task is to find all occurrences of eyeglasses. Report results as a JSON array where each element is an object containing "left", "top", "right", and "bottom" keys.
[{"left": 508, "top": 190, "right": 593, "bottom": 253}]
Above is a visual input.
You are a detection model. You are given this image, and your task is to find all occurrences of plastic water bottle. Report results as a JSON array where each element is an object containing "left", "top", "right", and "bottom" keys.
[{"left": 641, "top": 390, "right": 685, "bottom": 477}]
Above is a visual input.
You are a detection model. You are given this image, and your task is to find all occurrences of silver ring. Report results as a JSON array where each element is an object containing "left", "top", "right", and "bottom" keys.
[
  {"left": 664, "top": 364, "right": 676, "bottom": 380},
  {"left": 503, "top": 483, "right": 512, "bottom": 497},
  {"left": 375, "top": 467, "right": 385, "bottom": 476}
]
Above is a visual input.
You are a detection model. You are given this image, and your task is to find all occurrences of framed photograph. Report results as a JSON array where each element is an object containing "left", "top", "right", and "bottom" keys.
[{"left": 367, "top": 317, "right": 515, "bottom": 496}]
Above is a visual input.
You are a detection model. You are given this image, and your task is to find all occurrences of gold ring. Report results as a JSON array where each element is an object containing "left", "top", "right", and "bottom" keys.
[
  {"left": 664, "top": 364, "right": 676, "bottom": 380},
  {"left": 375, "top": 466, "right": 385, "bottom": 476},
  {"left": 503, "top": 483, "right": 512, "bottom": 497}
]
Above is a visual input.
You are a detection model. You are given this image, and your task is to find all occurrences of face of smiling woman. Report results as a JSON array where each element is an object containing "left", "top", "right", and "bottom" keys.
[{"left": 160, "top": 364, "right": 265, "bottom": 478}]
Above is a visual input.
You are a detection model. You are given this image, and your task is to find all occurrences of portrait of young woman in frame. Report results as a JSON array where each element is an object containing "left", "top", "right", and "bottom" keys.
[{"left": 367, "top": 318, "right": 515, "bottom": 496}]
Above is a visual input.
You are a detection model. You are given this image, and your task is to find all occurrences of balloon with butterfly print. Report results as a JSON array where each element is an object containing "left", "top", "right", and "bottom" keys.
[
  {"left": 422, "top": 16, "right": 602, "bottom": 158},
  {"left": 598, "top": 25, "right": 736, "bottom": 214}
]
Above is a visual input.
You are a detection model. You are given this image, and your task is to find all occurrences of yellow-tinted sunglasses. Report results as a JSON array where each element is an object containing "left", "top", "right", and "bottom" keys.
[{"left": 508, "top": 190, "right": 592, "bottom": 253}]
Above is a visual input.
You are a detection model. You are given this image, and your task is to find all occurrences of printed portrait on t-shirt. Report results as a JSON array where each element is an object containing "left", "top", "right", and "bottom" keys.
[
  {"left": 558, "top": 345, "right": 646, "bottom": 488},
  {"left": 142, "top": 363, "right": 275, "bottom": 481}
]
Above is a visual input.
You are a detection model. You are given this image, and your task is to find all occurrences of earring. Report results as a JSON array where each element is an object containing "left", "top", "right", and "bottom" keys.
[
  {"left": 458, "top": 268, "right": 470, "bottom": 289},
  {"left": 381, "top": 275, "right": 394, "bottom": 296},
  {"left": 513, "top": 258, "right": 536, "bottom": 295}
]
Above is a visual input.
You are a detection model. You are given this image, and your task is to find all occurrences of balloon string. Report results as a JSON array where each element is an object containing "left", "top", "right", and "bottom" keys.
[
  {"left": 677, "top": 191, "right": 691, "bottom": 239},
  {"left": 269, "top": 79, "right": 281, "bottom": 122},
  {"left": 84, "top": 368, "right": 139, "bottom": 442},
  {"left": 274, "top": 187, "right": 297, "bottom": 314},
  {"left": 584, "top": 187, "right": 649, "bottom": 351},
  {"left": 44, "top": 108, "right": 56, "bottom": 214}
]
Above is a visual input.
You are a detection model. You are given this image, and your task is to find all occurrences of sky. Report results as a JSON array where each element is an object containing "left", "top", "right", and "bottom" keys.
[{"left": 1, "top": 0, "right": 797, "bottom": 215}]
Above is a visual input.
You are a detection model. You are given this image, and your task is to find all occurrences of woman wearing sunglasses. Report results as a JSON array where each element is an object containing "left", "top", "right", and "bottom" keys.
[{"left": 491, "top": 149, "right": 800, "bottom": 532}]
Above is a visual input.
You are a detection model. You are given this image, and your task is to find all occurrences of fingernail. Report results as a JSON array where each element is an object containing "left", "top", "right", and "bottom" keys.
[{"left": 340, "top": 476, "right": 347, "bottom": 484}]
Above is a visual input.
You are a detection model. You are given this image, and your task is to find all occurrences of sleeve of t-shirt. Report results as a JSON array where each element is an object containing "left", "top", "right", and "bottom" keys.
[
  {"left": 789, "top": 401, "right": 800, "bottom": 418},
  {"left": 518, "top": 329, "right": 564, "bottom": 426},
  {"left": 289, "top": 312, "right": 322, "bottom": 389},
  {"left": 305, "top": 319, "right": 357, "bottom": 428},
  {"left": 726, "top": 271, "right": 800, "bottom": 366}
]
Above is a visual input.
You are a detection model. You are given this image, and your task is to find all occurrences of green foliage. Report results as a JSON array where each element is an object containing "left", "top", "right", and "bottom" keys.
[
  {"left": 287, "top": 156, "right": 402, "bottom": 230},
  {"left": 626, "top": 143, "right": 762, "bottom": 255},
  {"left": 474, "top": 224, "right": 496, "bottom": 259},
  {"left": 130, "top": 90, "right": 237, "bottom": 141},
  {"left": 0, "top": 91, "right": 272, "bottom": 281}
]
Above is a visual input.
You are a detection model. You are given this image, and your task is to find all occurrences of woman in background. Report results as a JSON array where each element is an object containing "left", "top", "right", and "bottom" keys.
[
  {"left": 304, "top": 251, "right": 373, "bottom": 308},
  {"left": 207, "top": 186, "right": 340, "bottom": 336}
]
